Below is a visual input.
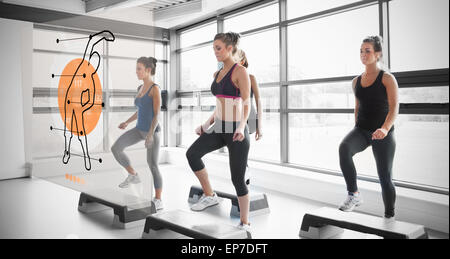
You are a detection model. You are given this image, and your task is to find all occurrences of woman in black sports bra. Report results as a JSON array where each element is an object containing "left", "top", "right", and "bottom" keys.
[
  {"left": 338, "top": 36, "right": 400, "bottom": 221},
  {"left": 186, "top": 32, "right": 252, "bottom": 231}
]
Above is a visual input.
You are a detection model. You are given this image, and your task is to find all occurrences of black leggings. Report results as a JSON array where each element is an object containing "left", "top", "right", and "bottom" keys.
[
  {"left": 339, "top": 127, "right": 396, "bottom": 217},
  {"left": 186, "top": 120, "right": 250, "bottom": 197}
]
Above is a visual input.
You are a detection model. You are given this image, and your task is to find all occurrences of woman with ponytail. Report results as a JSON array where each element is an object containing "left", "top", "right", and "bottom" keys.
[
  {"left": 186, "top": 32, "right": 253, "bottom": 232},
  {"left": 338, "top": 36, "right": 400, "bottom": 222},
  {"left": 111, "top": 56, "right": 164, "bottom": 211}
]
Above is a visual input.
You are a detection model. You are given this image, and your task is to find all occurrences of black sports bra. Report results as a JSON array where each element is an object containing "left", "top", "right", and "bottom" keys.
[{"left": 211, "top": 63, "right": 241, "bottom": 99}]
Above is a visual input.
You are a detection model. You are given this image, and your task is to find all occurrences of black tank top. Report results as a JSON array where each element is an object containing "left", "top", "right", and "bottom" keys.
[{"left": 355, "top": 70, "right": 392, "bottom": 132}]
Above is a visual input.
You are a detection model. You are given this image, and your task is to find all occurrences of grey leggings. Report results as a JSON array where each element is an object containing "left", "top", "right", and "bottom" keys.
[{"left": 111, "top": 126, "right": 162, "bottom": 189}]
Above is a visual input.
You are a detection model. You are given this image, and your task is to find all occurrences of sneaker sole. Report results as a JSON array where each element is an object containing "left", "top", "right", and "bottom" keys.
[
  {"left": 119, "top": 181, "right": 141, "bottom": 188},
  {"left": 190, "top": 201, "right": 220, "bottom": 212},
  {"left": 339, "top": 201, "right": 363, "bottom": 212}
]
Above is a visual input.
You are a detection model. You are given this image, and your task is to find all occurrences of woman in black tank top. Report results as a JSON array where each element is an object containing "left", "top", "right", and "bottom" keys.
[{"left": 338, "top": 36, "right": 400, "bottom": 220}]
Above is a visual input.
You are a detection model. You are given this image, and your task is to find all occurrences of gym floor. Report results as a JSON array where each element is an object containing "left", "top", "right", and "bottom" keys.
[{"left": 0, "top": 164, "right": 447, "bottom": 239}]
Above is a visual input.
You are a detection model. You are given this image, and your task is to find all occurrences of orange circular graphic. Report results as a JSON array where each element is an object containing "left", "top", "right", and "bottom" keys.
[{"left": 58, "top": 58, "right": 102, "bottom": 136}]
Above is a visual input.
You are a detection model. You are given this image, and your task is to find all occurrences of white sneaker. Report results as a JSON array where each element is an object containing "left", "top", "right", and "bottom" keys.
[
  {"left": 338, "top": 193, "right": 363, "bottom": 212},
  {"left": 118, "top": 174, "right": 141, "bottom": 188},
  {"left": 153, "top": 198, "right": 164, "bottom": 211},
  {"left": 191, "top": 193, "right": 222, "bottom": 211},
  {"left": 237, "top": 222, "right": 251, "bottom": 233},
  {"left": 383, "top": 216, "right": 396, "bottom": 224}
]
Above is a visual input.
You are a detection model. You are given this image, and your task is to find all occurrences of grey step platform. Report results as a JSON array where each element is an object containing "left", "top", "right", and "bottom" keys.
[
  {"left": 142, "top": 209, "right": 252, "bottom": 239},
  {"left": 78, "top": 189, "right": 156, "bottom": 229},
  {"left": 299, "top": 207, "right": 429, "bottom": 239},
  {"left": 188, "top": 185, "right": 270, "bottom": 217}
]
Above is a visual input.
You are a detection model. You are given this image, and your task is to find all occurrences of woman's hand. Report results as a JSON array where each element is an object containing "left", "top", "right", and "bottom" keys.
[
  {"left": 195, "top": 125, "right": 204, "bottom": 136},
  {"left": 233, "top": 127, "right": 245, "bottom": 142},
  {"left": 145, "top": 134, "right": 154, "bottom": 148},
  {"left": 255, "top": 128, "right": 263, "bottom": 141},
  {"left": 372, "top": 128, "right": 388, "bottom": 140},
  {"left": 118, "top": 122, "right": 128, "bottom": 130}
]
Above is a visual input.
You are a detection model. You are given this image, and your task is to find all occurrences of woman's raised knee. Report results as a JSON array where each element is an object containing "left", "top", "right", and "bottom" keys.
[{"left": 339, "top": 142, "right": 352, "bottom": 157}]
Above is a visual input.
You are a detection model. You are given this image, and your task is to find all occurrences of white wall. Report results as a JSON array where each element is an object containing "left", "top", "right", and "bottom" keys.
[{"left": 0, "top": 18, "right": 33, "bottom": 180}]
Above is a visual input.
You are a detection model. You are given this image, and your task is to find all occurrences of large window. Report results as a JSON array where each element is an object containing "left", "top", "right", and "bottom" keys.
[
  {"left": 288, "top": 82, "right": 354, "bottom": 109},
  {"left": 180, "top": 45, "right": 217, "bottom": 91},
  {"left": 224, "top": 4, "right": 279, "bottom": 33},
  {"left": 389, "top": 0, "right": 449, "bottom": 72},
  {"left": 394, "top": 115, "right": 449, "bottom": 189},
  {"left": 288, "top": 5, "right": 379, "bottom": 80},
  {"left": 179, "top": 111, "right": 212, "bottom": 147},
  {"left": 289, "top": 113, "right": 354, "bottom": 170},
  {"left": 180, "top": 22, "right": 217, "bottom": 48},
  {"left": 175, "top": 0, "right": 449, "bottom": 193},
  {"left": 240, "top": 29, "right": 280, "bottom": 83},
  {"left": 287, "top": 0, "right": 360, "bottom": 19},
  {"left": 32, "top": 28, "right": 168, "bottom": 159}
]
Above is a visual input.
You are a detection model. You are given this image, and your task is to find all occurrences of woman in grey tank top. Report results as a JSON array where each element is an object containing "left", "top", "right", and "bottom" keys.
[{"left": 111, "top": 56, "right": 164, "bottom": 211}]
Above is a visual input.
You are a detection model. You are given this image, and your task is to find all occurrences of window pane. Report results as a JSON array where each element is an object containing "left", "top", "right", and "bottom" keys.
[
  {"left": 289, "top": 82, "right": 354, "bottom": 109},
  {"left": 154, "top": 62, "right": 165, "bottom": 88},
  {"left": 109, "top": 37, "right": 156, "bottom": 58},
  {"left": 33, "top": 113, "right": 104, "bottom": 159},
  {"left": 289, "top": 113, "right": 449, "bottom": 189},
  {"left": 180, "top": 22, "right": 217, "bottom": 48},
  {"left": 390, "top": 0, "right": 449, "bottom": 72},
  {"left": 180, "top": 95, "right": 198, "bottom": 107},
  {"left": 240, "top": 29, "right": 280, "bottom": 83},
  {"left": 287, "top": 0, "right": 360, "bottom": 19},
  {"left": 180, "top": 45, "right": 217, "bottom": 91},
  {"left": 288, "top": 5, "right": 378, "bottom": 80},
  {"left": 394, "top": 115, "right": 449, "bottom": 189},
  {"left": 201, "top": 96, "right": 216, "bottom": 106},
  {"left": 179, "top": 111, "right": 212, "bottom": 147},
  {"left": 33, "top": 96, "right": 58, "bottom": 108},
  {"left": 33, "top": 29, "right": 103, "bottom": 54},
  {"left": 109, "top": 58, "right": 141, "bottom": 91},
  {"left": 399, "top": 87, "right": 449, "bottom": 104},
  {"left": 259, "top": 87, "right": 280, "bottom": 110},
  {"left": 155, "top": 43, "right": 165, "bottom": 60},
  {"left": 33, "top": 52, "right": 104, "bottom": 88},
  {"left": 224, "top": 4, "right": 279, "bottom": 33},
  {"left": 109, "top": 97, "right": 135, "bottom": 107},
  {"left": 249, "top": 113, "right": 280, "bottom": 162},
  {"left": 289, "top": 113, "right": 354, "bottom": 170}
]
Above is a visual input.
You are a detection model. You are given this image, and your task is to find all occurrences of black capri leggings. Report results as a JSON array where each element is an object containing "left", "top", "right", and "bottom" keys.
[
  {"left": 186, "top": 120, "right": 250, "bottom": 197},
  {"left": 339, "top": 127, "right": 396, "bottom": 217}
]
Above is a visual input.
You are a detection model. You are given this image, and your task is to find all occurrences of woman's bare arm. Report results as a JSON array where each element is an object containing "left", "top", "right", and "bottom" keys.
[
  {"left": 352, "top": 77, "right": 359, "bottom": 124},
  {"left": 250, "top": 75, "right": 263, "bottom": 130},
  {"left": 148, "top": 85, "right": 162, "bottom": 136},
  {"left": 381, "top": 73, "right": 400, "bottom": 132}
]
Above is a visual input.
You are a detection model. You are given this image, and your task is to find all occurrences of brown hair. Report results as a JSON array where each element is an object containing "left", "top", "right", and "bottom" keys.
[
  {"left": 239, "top": 49, "right": 249, "bottom": 68},
  {"left": 363, "top": 36, "right": 383, "bottom": 61},
  {"left": 137, "top": 56, "right": 157, "bottom": 75},
  {"left": 214, "top": 32, "right": 241, "bottom": 56}
]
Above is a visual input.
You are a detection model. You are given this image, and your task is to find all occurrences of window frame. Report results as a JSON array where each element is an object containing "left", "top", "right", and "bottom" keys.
[{"left": 173, "top": 0, "right": 449, "bottom": 194}]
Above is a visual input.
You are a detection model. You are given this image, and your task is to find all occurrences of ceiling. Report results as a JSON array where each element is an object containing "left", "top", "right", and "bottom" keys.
[
  {"left": 140, "top": 0, "right": 195, "bottom": 11},
  {"left": 2, "top": 0, "right": 260, "bottom": 29}
]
